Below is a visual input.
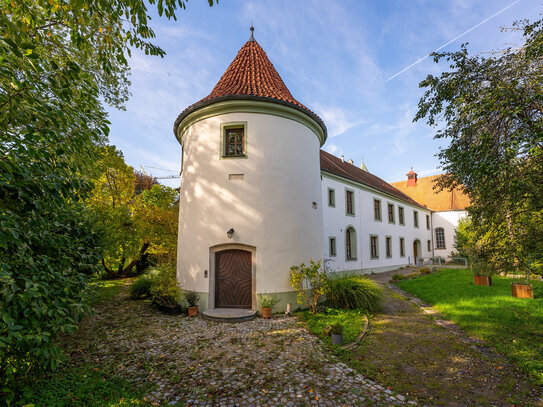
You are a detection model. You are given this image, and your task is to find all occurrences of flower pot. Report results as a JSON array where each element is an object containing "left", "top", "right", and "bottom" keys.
[
  {"left": 511, "top": 283, "right": 533, "bottom": 299},
  {"left": 188, "top": 306, "right": 198, "bottom": 317},
  {"left": 157, "top": 303, "right": 182, "bottom": 315},
  {"left": 473, "top": 275, "right": 492, "bottom": 286},
  {"left": 261, "top": 307, "right": 272, "bottom": 319},
  {"left": 331, "top": 333, "right": 343, "bottom": 345}
]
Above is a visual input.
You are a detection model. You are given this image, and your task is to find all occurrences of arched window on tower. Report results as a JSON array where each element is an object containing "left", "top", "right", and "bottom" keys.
[
  {"left": 435, "top": 227, "right": 446, "bottom": 249},
  {"left": 345, "top": 227, "right": 357, "bottom": 260}
]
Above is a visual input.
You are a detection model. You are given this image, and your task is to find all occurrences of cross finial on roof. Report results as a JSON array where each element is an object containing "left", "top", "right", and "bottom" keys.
[{"left": 249, "top": 24, "right": 255, "bottom": 41}]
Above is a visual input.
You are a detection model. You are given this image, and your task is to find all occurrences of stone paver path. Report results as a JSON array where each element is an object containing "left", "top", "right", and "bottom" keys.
[{"left": 65, "top": 283, "right": 413, "bottom": 406}]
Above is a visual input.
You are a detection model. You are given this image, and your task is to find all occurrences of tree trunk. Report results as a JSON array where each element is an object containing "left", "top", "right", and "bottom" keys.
[{"left": 101, "top": 242, "right": 151, "bottom": 278}]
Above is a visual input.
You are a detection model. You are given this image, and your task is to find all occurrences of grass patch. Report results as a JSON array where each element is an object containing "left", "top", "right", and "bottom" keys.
[
  {"left": 299, "top": 308, "right": 368, "bottom": 346},
  {"left": 89, "top": 278, "right": 129, "bottom": 305},
  {"left": 397, "top": 268, "right": 543, "bottom": 385},
  {"left": 20, "top": 365, "right": 156, "bottom": 406}
]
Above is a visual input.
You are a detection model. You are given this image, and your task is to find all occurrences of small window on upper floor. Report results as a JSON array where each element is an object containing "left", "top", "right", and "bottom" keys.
[
  {"left": 398, "top": 206, "right": 405, "bottom": 225},
  {"left": 346, "top": 190, "right": 354, "bottom": 216},
  {"left": 426, "top": 214, "right": 430, "bottom": 230},
  {"left": 414, "top": 210, "right": 419, "bottom": 228},
  {"left": 374, "top": 199, "right": 382, "bottom": 221},
  {"left": 388, "top": 203, "right": 395, "bottom": 223},
  {"left": 222, "top": 125, "right": 246, "bottom": 157},
  {"left": 328, "top": 188, "right": 335, "bottom": 207}
]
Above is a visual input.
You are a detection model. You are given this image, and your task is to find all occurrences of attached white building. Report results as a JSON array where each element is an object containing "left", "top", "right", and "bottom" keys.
[{"left": 173, "top": 30, "right": 435, "bottom": 313}]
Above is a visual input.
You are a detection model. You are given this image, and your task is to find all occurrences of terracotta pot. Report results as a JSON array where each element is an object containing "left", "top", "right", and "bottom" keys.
[
  {"left": 188, "top": 306, "right": 199, "bottom": 317},
  {"left": 511, "top": 283, "right": 534, "bottom": 299},
  {"left": 473, "top": 275, "right": 492, "bottom": 286},
  {"left": 261, "top": 307, "right": 272, "bottom": 319},
  {"left": 331, "top": 333, "right": 343, "bottom": 345},
  {"left": 157, "top": 303, "right": 182, "bottom": 315}
]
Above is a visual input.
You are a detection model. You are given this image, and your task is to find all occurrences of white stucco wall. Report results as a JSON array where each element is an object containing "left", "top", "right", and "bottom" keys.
[
  {"left": 321, "top": 174, "right": 433, "bottom": 273},
  {"left": 431, "top": 210, "right": 467, "bottom": 258},
  {"left": 178, "top": 111, "right": 324, "bottom": 307}
]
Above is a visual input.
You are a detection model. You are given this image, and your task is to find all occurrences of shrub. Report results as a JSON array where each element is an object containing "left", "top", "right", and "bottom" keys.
[
  {"left": 129, "top": 274, "right": 154, "bottom": 299},
  {"left": 259, "top": 293, "right": 280, "bottom": 309},
  {"left": 184, "top": 291, "right": 200, "bottom": 307},
  {"left": 149, "top": 267, "right": 180, "bottom": 306},
  {"left": 289, "top": 259, "right": 328, "bottom": 314},
  {"left": 391, "top": 273, "right": 406, "bottom": 281},
  {"left": 326, "top": 275, "right": 383, "bottom": 313},
  {"left": 419, "top": 267, "right": 431, "bottom": 274},
  {"left": 330, "top": 323, "right": 344, "bottom": 335}
]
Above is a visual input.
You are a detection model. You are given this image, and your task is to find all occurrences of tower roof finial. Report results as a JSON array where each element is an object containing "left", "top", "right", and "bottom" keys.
[{"left": 249, "top": 23, "right": 255, "bottom": 41}]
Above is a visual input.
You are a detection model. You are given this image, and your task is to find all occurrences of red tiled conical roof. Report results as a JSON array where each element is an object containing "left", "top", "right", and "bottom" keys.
[{"left": 173, "top": 35, "right": 327, "bottom": 139}]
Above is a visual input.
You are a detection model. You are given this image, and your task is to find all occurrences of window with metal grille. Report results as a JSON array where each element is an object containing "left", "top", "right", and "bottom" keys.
[{"left": 435, "top": 228, "right": 446, "bottom": 249}]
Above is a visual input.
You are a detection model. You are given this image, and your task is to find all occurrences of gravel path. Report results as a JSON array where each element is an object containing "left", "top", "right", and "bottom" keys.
[{"left": 65, "top": 282, "right": 413, "bottom": 406}]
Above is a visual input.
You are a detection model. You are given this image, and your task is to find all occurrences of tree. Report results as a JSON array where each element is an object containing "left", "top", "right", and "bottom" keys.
[
  {"left": 415, "top": 16, "right": 543, "bottom": 275},
  {"left": 0, "top": 0, "right": 214, "bottom": 401}
]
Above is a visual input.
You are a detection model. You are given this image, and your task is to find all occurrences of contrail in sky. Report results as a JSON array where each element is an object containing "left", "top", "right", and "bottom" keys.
[{"left": 386, "top": 0, "right": 521, "bottom": 82}]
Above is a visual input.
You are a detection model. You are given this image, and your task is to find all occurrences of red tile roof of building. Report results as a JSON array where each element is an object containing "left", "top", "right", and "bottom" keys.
[
  {"left": 320, "top": 150, "right": 428, "bottom": 209},
  {"left": 391, "top": 175, "right": 470, "bottom": 211},
  {"left": 174, "top": 35, "right": 327, "bottom": 138}
]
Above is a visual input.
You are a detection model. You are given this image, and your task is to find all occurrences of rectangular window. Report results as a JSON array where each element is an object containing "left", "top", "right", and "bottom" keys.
[
  {"left": 370, "top": 235, "right": 379, "bottom": 259},
  {"left": 388, "top": 203, "right": 395, "bottom": 223},
  {"left": 346, "top": 190, "right": 354, "bottom": 215},
  {"left": 435, "top": 228, "right": 446, "bottom": 249},
  {"left": 386, "top": 236, "right": 392, "bottom": 258},
  {"left": 427, "top": 240, "right": 431, "bottom": 252},
  {"left": 414, "top": 210, "right": 419, "bottom": 228},
  {"left": 224, "top": 127, "right": 244, "bottom": 157},
  {"left": 374, "top": 199, "right": 381, "bottom": 221},
  {"left": 329, "top": 237, "right": 337, "bottom": 257},
  {"left": 426, "top": 214, "right": 430, "bottom": 230},
  {"left": 328, "top": 188, "right": 335, "bottom": 207},
  {"left": 398, "top": 206, "right": 405, "bottom": 225},
  {"left": 399, "top": 237, "right": 405, "bottom": 257}
]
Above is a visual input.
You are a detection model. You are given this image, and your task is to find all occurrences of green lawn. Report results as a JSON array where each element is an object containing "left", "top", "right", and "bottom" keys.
[
  {"left": 300, "top": 308, "right": 368, "bottom": 346},
  {"left": 397, "top": 269, "right": 543, "bottom": 385}
]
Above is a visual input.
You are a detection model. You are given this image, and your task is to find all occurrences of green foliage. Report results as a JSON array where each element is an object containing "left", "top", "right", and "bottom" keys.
[
  {"left": 149, "top": 267, "right": 180, "bottom": 306},
  {"left": 325, "top": 274, "right": 383, "bottom": 313},
  {"left": 289, "top": 259, "right": 328, "bottom": 314},
  {"left": 259, "top": 294, "right": 280, "bottom": 309},
  {"left": 330, "top": 323, "right": 344, "bottom": 335},
  {"left": 300, "top": 309, "right": 367, "bottom": 346},
  {"left": 415, "top": 16, "right": 543, "bottom": 279},
  {"left": 391, "top": 273, "right": 407, "bottom": 281},
  {"left": 0, "top": 0, "right": 214, "bottom": 402},
  {"left": 397, "top": 269, "right": 543, "bottom": 384},
  {"left": 183, "top": 290, "right": 200, "bottom": 307},
  {"left": 130, "top": 275, "right": 154, "bottom": 300}
]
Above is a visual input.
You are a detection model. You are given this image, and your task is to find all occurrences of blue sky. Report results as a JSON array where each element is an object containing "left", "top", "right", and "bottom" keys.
[{"left": 106, "top": 0, "right": 540, "bottom": 187}]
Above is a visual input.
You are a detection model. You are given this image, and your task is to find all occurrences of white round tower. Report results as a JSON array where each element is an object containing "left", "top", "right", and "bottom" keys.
[{"left": 173, "top": 28, "right": 327, "bottom": 312}]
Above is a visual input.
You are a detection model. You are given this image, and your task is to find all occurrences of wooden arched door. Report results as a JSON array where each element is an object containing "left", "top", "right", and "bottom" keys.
[
  {"left": 215, "top": 249, "right": 252, "bottom": 309},
  {"left": 413, "top": 240, "right": 419, "bottom": 265}
]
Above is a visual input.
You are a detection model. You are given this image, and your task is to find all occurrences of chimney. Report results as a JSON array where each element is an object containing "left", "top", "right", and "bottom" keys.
[
  {"left": 348, "top": 159, "right": 354, "bottom": 165},
  {"left": 407, "top": 167, "right": 417, "bottom": 186},
  {"left": 341, "top": 155, "right": 345, "bottom": 162}
]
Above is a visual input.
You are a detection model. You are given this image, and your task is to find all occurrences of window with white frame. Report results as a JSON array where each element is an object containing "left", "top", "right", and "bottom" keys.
[{"left": 435, "top": 228, "right": 446, "bottom": 249}]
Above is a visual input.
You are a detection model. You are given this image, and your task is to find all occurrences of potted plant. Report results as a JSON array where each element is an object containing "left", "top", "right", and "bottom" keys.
[
  {"left": 330, "top": 323, "right": 343, "bottom": 345},
  {"left": 150, "top": 267, "right": 182, "bottom": 315},
  {"left": 259, "top": 294, "right": 280, "bottom": 319},
  {"left": 470, "top": 248, "right": 492, "bottom": 286},
  {"left": 184, "top": 291, "right": 200, "bottom": 317},
  {"left": 511, "top": 259, "right": 534, "bottom": 299}
]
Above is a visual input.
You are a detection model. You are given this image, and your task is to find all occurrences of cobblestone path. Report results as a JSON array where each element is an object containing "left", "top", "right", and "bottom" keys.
[{"left": 66, "top": 283, "right": 413, "bottom": 406}]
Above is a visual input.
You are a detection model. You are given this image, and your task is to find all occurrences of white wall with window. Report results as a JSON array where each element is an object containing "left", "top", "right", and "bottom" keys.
[
  {"left": 321, "top": 174, "right": 433, "bottom": 274},
  {"left": 431, "top": 210, "right": 468, "bottom": 258}
]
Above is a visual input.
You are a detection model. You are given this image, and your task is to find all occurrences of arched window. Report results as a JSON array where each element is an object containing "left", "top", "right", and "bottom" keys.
[
  {"left": 435, "top": 227, "right": 446, "bottom": 249},
  {"left": 345, "top": 227, "right": 357, "bottom": 260}
]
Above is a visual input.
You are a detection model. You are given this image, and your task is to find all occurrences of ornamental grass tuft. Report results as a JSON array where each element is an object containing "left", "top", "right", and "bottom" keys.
[{"left": 326, "top": 274, "right": 383, "bottom": 313}]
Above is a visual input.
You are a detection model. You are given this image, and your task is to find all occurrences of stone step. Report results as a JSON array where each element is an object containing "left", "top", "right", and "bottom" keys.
[{"left": 202, "top": 308, "right": 258, "bottom": 322}]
